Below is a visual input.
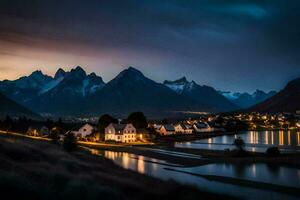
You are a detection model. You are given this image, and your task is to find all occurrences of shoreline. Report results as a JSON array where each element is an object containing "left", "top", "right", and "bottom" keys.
[
  {"left": 1, "top": 132, "right": 299, "bottom": 200},
  {"left": 80, "top": 142, "right": 300, "bottom": 168},
  {"left": 0, "top": 133, "right": 232, "bottom": 200}
]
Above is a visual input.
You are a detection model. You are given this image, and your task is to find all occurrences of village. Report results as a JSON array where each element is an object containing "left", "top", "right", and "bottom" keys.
[{"left": 1, "top": 111, "right": 299, "bottom": 145}]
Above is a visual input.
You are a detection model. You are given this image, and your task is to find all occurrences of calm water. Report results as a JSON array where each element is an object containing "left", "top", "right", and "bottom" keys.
[
  {"left": 175, "top": 131, "right": 300, "bottom": 152},
  {"left": 92, "top": 149, "right": 300, "bottom": 200}
]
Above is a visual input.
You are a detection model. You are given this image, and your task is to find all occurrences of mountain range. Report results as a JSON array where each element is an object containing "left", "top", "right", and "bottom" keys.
[
  {"left": 250, "top": 78, "right": 300, "bottom": 113},
  {"left": 219, "top": 90, "right": 277, "bottom": 108},
  {"left": 164, "top": 77, "right": 237, "bottom": 111},
  {"left": 1, "top": 66, "right": 298, "bottom": 118},
  {"left": 0, "top": 66, "right": 240, "bottom": 118}
]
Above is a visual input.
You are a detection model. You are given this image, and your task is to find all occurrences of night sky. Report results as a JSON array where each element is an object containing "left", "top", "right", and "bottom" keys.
[{"left": 0, "top": 0, "right": 299, "bottom": 92}]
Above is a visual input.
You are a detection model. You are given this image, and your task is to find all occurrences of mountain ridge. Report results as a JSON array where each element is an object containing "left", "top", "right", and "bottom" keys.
[
  {"left": 2, "top": 66, "right": 283, "bottom": 117},
  {"left": 250, "top": 77, "right": 300, "bottom": 113},
  {"left": 164, "top": 77, "right": 238, "bottom": 112},
  {"left": 220, "top": 90, "right": 277, "bottom": 108}
]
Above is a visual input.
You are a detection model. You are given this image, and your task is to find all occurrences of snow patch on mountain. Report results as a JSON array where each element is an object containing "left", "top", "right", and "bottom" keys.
[
  {"left": 219, "top": 91, "right": 241, "bottom": 100},
  {"left": 165, "top": 84, "right": 185, "bottom": 94},
  {"left": 163, "top": 77, "right": 196, "bottom": 94}
]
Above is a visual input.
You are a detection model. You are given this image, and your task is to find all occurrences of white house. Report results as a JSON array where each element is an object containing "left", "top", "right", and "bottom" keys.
[
  {"left": 193, "top": 122, "right": 211, "bottom": 133},
  {"left": 105, "top": 123, "right": 136, "bottom": 143},
  {"left": 183, "top": 124, "right": 194, "bottom": 134},
  {"left": 174, "top": 123, "right": 194, "bottom": 134},
  {"left": 174, "top": 124, "right": 185, "bottom": 133},
  {"left": 72, "top": 123, "right": 95, "bottom": 138},
  {"left": 159, "top": 125, "right": 175, "bottom": 135}
]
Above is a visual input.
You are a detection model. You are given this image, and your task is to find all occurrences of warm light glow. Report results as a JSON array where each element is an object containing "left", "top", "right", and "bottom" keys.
[
  {"left": 250, "top": 131, "right": 258, "bottom": 144},
  {"left": 122, "top": 153, "right": 130, "bottom": 169},
  {"left": 137, "top": 156, "right": 145, "bottom": 174},
  {"left": 279, "top": 130, "right": 284, "bottom": 145},
  {"left": 271, "top": 131, "right": 274, "bottom": 145},
  {"left": 265, "top": 131, "right": 269, "bottom": 145}
]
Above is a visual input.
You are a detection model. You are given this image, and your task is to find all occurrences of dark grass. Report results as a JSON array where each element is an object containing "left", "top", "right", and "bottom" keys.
[{"left": 0, "top": 134, "right": 236, "bottom": 200}]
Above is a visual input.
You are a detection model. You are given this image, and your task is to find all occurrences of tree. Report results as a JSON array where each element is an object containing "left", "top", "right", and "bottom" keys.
[
  {"left": 49, "top": 129, "right": 60, "bottom": 144},
  {"left": 162, "top": 118, "right": 169, "bottom": 125},
  {"left": 98, "top": 114, "right": 118, "bottom": 133},
  {"left": 46, "top": 118, "right": 54, "bottom": 129},
  {"left": 233, "top": 137, "right": 245, "bottom": 151},
  {"left": 127, "top": 112, "right": 148, "bottom": 129},
  {"left": 55, "top": 118, "right": 64, "bottom": 128},
  {"left": 3, "top": 115, "right": 13, "bottom": 132},
  {"left": 63, "top": 132, "right": 77, "bottom": 152}
]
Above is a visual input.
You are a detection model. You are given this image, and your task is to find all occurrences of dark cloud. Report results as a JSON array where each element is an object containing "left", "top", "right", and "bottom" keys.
[{"left": 0, "top": 0, "right": 299, "bottom": 92}]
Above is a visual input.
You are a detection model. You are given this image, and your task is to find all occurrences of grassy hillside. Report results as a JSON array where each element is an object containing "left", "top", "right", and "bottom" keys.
[{"left": 0, "top": 134, "right": 230, "bottom": 200}]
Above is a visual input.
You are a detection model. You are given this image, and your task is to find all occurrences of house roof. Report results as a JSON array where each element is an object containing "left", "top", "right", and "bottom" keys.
[
  {"left": 176, "top": 123, "right": 193, "bottom": 130},
  {"left": 194, "top": 122, "right": 209, "bottom": 129},
  {"left": 110, "top": 123, "right": 127, "bottom": 131},
  {"left": 183, "top": 124, "right": 193, "bottom": 129},
  {"left": 162, "top": 125, "right": 175, "bottom": 131}
]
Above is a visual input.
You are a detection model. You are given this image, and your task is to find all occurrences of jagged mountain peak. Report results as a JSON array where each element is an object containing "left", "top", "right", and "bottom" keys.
[
  {"left": 114, "top": 66, "right": 146, "bottom": 81},
  {"left": 174, "top": 76, "right": 188, "bottom": 83},
  {"left": 89, "top": 72, "right": 97, "bottom": 77},
  {"left": 87, "top": 72, "right": 105, "bottom": 84},
  {"left": 54, "top": 68, "right": 66, "bottom": 79},
  {"left": 29, "top": 70, "right": 51, "bottom": 80},
  {"left": 30, "top": 70, "right": 44, "bottom": 76},
  {"left": 164, "top": 77, "right": 237, "bottom": 111},
  {"left": 69, "top": 66, "right": 86, "bottom": 78},
  {"left": 220, "top": 89, "right": 277, "bottom": 108},
  {"left": 164, "top": 77, "right": 188, "bottom": 85},
  {"left": 163, "top": 77, "right": 197, "bottom": 94}
]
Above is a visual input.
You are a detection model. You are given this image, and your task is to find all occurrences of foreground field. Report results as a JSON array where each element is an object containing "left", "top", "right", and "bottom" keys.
[{"left": 0, "top": 134, "right": 232, "bottom": 200}]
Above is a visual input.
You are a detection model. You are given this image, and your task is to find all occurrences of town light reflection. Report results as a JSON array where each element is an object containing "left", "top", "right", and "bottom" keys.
[
  {"left": 250, "top": 131, "right": 258, "bottom": 144},
  {"left": 137, "top": 156, "right": 145, "bottom": 174},
  {"left": 271, "top": 131, "right": 274, "bottom": 145},
  {"left": 101, "top": 151, "right": 155, "bottom": 175},
  {"left": 279, "top": 130, "right": 284, "bottom": 145},
  {"left": 265, "top": 131, "right": 268, "bottom": 144}
]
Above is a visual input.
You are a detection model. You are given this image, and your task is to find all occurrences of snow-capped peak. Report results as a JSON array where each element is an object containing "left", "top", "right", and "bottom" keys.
[{"left": 164, "top": 77, "right": 196, "bottom": 94}]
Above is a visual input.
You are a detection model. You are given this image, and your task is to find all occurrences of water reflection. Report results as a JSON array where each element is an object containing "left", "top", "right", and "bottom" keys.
[
  {"left": 175, "top": 131, "right": 300, "bottom": 152},
  {"left": 91, "top": 149, "right": 300, "bottom": 200},
  {"left": 186, "top": 163, "right": 300, "bottom": 189}
]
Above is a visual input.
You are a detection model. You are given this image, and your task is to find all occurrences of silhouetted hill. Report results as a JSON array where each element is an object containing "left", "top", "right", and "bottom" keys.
[{"left": 250, "top": 78, "right": 300, "bottom": 113}]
